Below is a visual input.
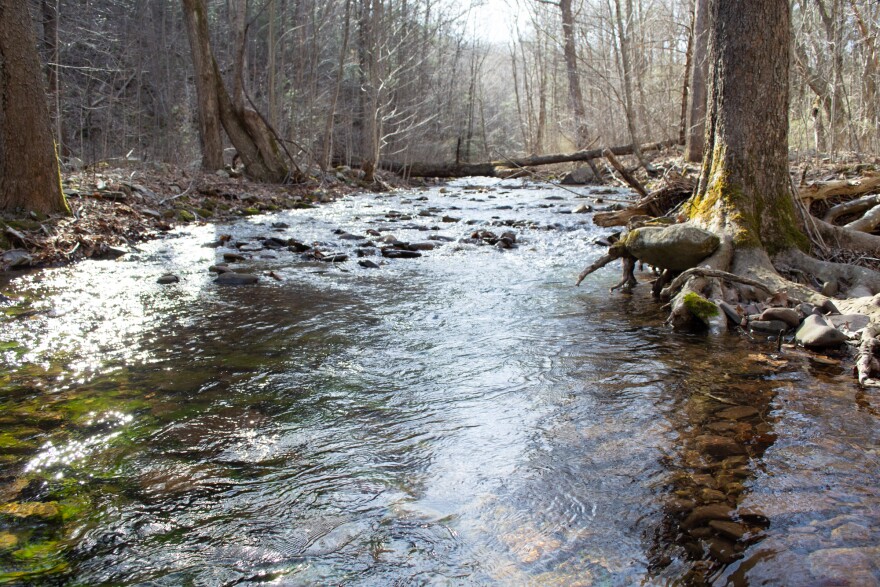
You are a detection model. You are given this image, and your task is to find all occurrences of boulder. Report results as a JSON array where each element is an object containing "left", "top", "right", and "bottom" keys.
[
  {"left": 560, "top": 167, "right": 597, "bottom": 185},
  {"left": 795, "top": 315, "right": 847, "bottom": 348},
  {"left": 0, "top": 249, "right": 33, "bottom": 269},
  {"left": 624, "top": 224, "right": 720, "bottom": 270}
]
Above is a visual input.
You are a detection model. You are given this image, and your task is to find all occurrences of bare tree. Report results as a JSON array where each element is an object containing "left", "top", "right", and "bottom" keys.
[{"left": 0, "top": 0, "right": 68, "bottom": 214}]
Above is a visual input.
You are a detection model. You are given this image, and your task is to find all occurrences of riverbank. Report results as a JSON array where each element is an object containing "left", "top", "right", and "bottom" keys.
[{"left": 0, "top": 164, "right": 412, "bottom": 271}]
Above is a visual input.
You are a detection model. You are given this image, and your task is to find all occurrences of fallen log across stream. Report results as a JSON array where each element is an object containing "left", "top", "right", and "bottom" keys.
[{"left": 380, "top": 139, "right": 679, "bottom": 178}]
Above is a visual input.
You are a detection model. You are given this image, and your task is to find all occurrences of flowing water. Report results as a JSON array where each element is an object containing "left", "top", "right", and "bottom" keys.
[{"left": 0, "top": 178, "right": 878, "bottom": 586}]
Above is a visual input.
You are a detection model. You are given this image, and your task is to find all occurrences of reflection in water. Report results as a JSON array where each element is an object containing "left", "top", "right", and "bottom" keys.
[{"left": 0, "top": 178, "right": 877, "bottom": 585}]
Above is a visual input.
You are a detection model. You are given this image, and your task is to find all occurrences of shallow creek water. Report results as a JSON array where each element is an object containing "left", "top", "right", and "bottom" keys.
[{"left": 0, "top": 178, "right": 878, "bottom": 585}]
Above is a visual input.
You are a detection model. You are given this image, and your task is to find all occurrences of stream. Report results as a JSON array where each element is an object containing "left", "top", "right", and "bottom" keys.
[{"left": 0, "top": 178, "right": 878, "bottom": 585}]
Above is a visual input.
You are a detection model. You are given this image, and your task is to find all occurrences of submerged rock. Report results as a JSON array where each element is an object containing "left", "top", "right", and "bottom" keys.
[
  {"left": 215, "top": 272, "right": 259, "bottom": 285},
  {"left": 795, "top": 315, "right": 847, "bottom": 348},
  {"left": 358, "top": 260, "right": 380, "bottom": 269},
  {"left": 695, "top": 435, "right": 747, "bottom": 458},
  {"left": 0, "top": 501, "right": 61, "bottom": 522}
]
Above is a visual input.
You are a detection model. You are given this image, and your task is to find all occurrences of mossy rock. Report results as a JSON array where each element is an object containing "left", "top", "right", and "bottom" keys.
[
  {"left": 241, "top": 208, "right": 260, "bottom": 216},
  {"left": 12, "top": 541, "right": 62, "bottom": 561},
  {"left": 161, "top": 210, "right": 176, "bottom": 219},
  {"left": 194, "top": 208, "right": 213, "bottom": 219},
  {"left": 683, "top": 292, "right": 720, "bottom": 325},
  {"left": 0, "top": 502, "right": 62, "bottom": 523},
  {"left": 176, "top": 210, "right": 196, "bottom": 222},
  {"left": 0, "top": 533, "right": 19, "bottom": 551}
]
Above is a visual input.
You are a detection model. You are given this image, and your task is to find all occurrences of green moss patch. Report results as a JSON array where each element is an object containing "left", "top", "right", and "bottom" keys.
[{"left": 683, "top": 293, "right": 719, "bottom": 324}]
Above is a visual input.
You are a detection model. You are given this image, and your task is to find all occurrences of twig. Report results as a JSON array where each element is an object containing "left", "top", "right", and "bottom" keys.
[{"left": 159, "top": 179, "right": 196, "bottom": 205}]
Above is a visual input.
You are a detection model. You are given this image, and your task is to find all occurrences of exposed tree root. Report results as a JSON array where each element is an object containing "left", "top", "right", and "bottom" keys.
[
  {"left": 814, "top": 218, "right": 880, "bottom": 256},
  {"left": 775, "top": 249, "right": 880, "bottom": 297},
  {"left": 575, "top": 248, "right": 623, "bottom": 286},
  {"left": 846, "top": 203, "right": 880, "bottom": 233},
  {"left": 824, "top": 193, "right": 880, "bottom": 223},
  {"left": 660, "top": 267, "right": 779, "bottom": 302}
]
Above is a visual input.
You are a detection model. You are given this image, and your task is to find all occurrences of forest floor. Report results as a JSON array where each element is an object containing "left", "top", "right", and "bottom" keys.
[
  {"left": 1, "top": 149, "right": 878, "bottom": 273},
  {"left": 0, "top": 164, "right": 416, "bottom": 271}
]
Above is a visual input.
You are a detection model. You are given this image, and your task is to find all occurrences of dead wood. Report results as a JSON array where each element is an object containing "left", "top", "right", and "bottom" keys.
[
  {"left": 382, "top": 138, "right": 679, "bottom": 178},
  {"left": 603, "top": 149, "right": 648, "bottom": 197},
  {"left": 575, "top": 248, "right": 623, "bottom": 286},
  {"left": 593, "top": 174, "right": 694, "bottom": 227},
  {"left": 800, "top": 173, "right": 880, "bottom": 204}
]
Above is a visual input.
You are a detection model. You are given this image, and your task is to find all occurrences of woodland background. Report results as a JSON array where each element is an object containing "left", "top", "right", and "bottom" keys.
[{"left": 32, "top": 0, "right": 880, "bottom": 174}]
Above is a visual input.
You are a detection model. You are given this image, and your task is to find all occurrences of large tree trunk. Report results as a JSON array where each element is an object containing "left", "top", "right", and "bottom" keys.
[
  {"left": 181, "top": 0, "right": 223, "bottom": 171},
  {"left": 559, "top": 0, "right": 590, "bottom": 148},
  {"left": 683, "top": 0, "right": 708, "bottom": 162},
  {"left": 689, "top": 0, "right": 805, "bottom": 254},
  {"left": 181, "top": 0, "right": 288, "bottom": 183},
  {"left": 0, "top": 1, "right": 68, "bottom": 215}
]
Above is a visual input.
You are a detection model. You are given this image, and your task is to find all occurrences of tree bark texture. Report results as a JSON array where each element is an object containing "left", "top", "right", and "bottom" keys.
[
  {"left": 684, "top": 0, "right": 708, "bottom": 162},
  {"left": 560, "top": 0, "right": 590, "bottom": 148},
  {"left": 182, "top": 0, "right": 288, "bottom": 183},
  {"left": 182, "top": 0, "right": 224, "bottom": 170},
  {"left": 690, "top": 0, "right": 806, "bottom": 254},
  {"left": 0, "top": 1, "right": 68, "bottom": 214}
]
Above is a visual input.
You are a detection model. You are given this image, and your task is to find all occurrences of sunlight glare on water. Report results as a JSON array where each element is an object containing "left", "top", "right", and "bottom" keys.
[{"left": 0, "top": 178, "right": 878, "bottom": 585}]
